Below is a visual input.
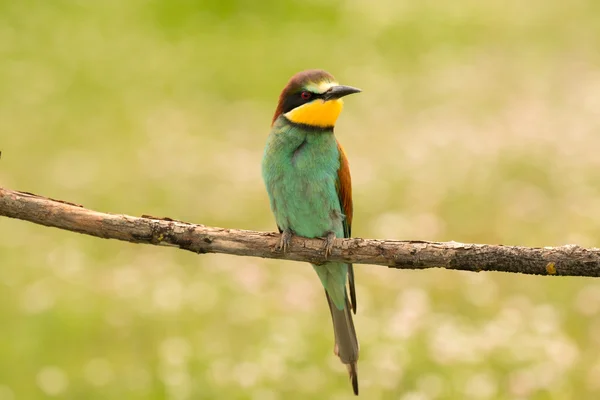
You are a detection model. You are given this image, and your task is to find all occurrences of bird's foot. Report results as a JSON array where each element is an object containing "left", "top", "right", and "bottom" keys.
[
  {"left": 323, "top": 231, "right": 336, "bottom": 259},
  {"left": 276, "top": 229, "right": 293, "bottom": 253}
]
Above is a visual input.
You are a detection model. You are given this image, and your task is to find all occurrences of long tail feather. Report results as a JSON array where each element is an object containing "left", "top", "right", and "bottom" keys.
[
  {"left": 326, "top": 291, "right": 359, "bottom": 395},
  {"left": 348, "top": 264, "right": 357, "bottom": 314}
]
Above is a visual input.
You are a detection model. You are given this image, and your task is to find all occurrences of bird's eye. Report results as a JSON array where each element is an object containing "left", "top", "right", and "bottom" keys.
[{"left": 300, "top": 91, "right": 311, "bottom": 100}]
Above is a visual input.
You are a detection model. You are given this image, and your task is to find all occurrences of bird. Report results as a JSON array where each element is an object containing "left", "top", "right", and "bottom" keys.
[{"left": 262, "top": 69, "right": 361, "bottom": 395}]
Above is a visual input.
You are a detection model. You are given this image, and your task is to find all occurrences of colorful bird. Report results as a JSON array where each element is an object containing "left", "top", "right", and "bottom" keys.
[{"left": 262, "top": 69, "right": 361, "bottom": 395}]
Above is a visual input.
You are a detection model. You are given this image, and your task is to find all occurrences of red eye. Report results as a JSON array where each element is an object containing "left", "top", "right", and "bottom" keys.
[{"left": 300, "top": 91, "right": 311, "bottom": 100}]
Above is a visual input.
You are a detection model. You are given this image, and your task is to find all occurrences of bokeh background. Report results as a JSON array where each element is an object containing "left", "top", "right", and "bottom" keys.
[{"left": 2, "top": 1, "right": 600, "bottom": 399}]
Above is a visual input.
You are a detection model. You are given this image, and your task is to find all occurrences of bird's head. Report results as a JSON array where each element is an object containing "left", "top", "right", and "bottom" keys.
[{"left": 272, "top": 69, "right": 361, "bottom": 129}]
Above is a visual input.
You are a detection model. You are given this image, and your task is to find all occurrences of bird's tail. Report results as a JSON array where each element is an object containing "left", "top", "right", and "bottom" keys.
[{"left": 326, "top": 291, "right": 359, "bottom": 395}]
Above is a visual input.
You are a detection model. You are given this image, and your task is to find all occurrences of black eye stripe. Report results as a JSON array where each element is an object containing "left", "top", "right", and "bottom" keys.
[{"left": 282, "top": 91, "right": 326, "bottom": 114}]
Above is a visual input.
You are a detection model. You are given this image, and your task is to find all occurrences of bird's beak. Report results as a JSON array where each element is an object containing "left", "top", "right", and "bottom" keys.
[{"left": 323, "top": 85, "right": 362, "bottom": 100}]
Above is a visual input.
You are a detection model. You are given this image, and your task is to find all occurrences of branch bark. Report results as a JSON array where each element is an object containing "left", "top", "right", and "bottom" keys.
[{"left": 1, "top": 186, "right": 599, "bottom": 277}]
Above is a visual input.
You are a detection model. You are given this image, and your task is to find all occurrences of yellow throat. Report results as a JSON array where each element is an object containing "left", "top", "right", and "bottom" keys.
[{"left": 284, "top": 98, "right": 344, "bottom": 128}]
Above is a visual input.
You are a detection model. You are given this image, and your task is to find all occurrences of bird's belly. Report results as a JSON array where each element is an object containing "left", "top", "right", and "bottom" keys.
[{"left": 272, "top": 173, "right": 344, "bottom": 239}]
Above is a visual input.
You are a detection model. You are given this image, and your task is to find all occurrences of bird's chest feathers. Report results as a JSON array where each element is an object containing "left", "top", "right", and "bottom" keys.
[
  {"left": 282, "top": 133, "right": 340, "bottom": 191},
  {"left": 264, "top": 130, "right": 343, "bottom": 237},
  {"left": 290, "top": 136, "right": 337, "bottom": 174}
]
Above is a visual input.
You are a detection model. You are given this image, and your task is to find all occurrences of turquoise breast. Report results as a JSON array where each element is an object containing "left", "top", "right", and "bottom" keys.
[{"left": 262, "top": 121, "right": 345, "bottom": 239}]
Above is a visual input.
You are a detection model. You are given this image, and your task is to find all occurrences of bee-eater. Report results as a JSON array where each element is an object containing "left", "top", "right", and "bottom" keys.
[{"left": 262, "top": 69, "right": 361, "bottom": 395}]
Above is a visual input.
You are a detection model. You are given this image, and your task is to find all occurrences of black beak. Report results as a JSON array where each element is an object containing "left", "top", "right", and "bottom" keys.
[{"left": 323, "top": 85, "right": 362, "bottom": 100}]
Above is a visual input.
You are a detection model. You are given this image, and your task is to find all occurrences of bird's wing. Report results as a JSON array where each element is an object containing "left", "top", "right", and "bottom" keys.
[{"left": 336, "top": 141, "right": 356, "bottom": 313}]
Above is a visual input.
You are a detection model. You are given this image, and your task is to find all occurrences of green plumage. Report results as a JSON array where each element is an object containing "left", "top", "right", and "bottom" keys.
[{"left": 262, "top": 118, "right": 348, "bottom": 310}]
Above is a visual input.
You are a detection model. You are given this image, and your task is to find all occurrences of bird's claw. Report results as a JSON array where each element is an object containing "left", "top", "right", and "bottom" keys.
[
  {"left": 276, "top": 229, "right": 293, "bottom": 253},
  {"left": 323, "top": 231, "right": 336, "bottom": 259}
]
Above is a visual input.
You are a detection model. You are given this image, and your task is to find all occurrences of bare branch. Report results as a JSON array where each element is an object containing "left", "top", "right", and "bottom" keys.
[{"left": 1, "top": 186, "right": 599, "bottom": 277}]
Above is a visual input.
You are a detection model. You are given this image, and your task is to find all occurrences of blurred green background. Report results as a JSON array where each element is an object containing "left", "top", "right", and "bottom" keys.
[{"left": 2, "top": 0, "right": 600, "bottom": 399}]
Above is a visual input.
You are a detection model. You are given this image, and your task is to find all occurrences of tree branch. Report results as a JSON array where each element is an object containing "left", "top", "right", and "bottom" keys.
[{"left": 1, "top": 186, "right": 599, "bottom": 277}]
